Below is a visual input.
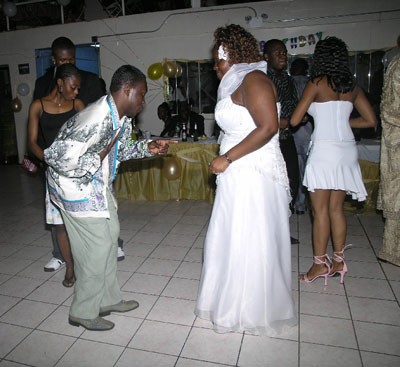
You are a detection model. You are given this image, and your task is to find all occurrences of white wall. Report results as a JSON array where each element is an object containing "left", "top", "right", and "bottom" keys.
[{"left": 0, "top": 0, "right": 399, "bottom": 161}]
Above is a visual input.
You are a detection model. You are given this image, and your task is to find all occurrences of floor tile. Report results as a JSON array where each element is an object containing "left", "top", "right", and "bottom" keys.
[
  {"left": 300, "top": 315, "right": 357, "bottom": 349},
  {"left": 160, "top": 233, "right": 197, "bottom": 248},
  {"left": 56, "top": 339, "right": 123, "bottom": 367},
  {"left": 176, "top": 358, "right": 230, "bottom": 367},
  {"left": 161, "top": 277, "right": 199, "bottom": 300},
  {"left": 137, "top": 258, "right": 181, "bottom": 277},
  {"left": 381, "top": 262, "right": 400, "bottom": 281},
  {"left": 0, "top": 323, "right": 31, "bottom": 358},
  {"left": 181, "top": 327, "right": 242, "bottom": 365},
  {"left": 300, "top": 292, "right": 351, "bottom": 319},
  {"left": 361, "top": 351, "right": 400, "bottom": 367},
  {"left": 346, "top": 260, "right": 386, "bottom": 279},
  {"left": 147, "top": 297, "right": 196, "bottom": 326},
  {"left": 1, "top": 299, "right": 57, "bottom": 328},
  {"left": 115, "top": 348, "right": 177, "bottom": 367},
  {"left": 0, "top": 295, "right": 20, "bottom": 317},
  {"left": 115, "top": 255, "right": 145, "bottom": 273},
  {"left": 122, "top": 273, "right": 170, "bottom": 295},
  {"left": 0, "top": 276, "right": 44, "bottom": 298},
  {"left": 344, "top": 277, "right": 395, "bottom": 299},
  {"left": 6, "top": 330, "right": 75, "bottom": 367},
  {"left": 0, "top": 360, "right": 28, "bottom": 366},
  {"left": 300, "top": 342, "right": 361, "bottom": 367},
  {"left": 354, "top": 321, "right": 400, "bottom": 355},
  {"left": 0, "top": 258, "right": 34, "bottom": 276},
  {"left": 150, "top": 246, "right": 190, "bottom": 261},
  {"left": 128, "top": 319, "right": 190, "bottom": 355},
  {"left": 348, "top": 296, "right": 400, "bottom": 325},
  {"left": 174, "top": 261, "right": 202, "bottom": 280},
  {"left": 238, "top": 334, "right": 297, "bottom": 367},
  {"left": 26, "top": 280, "right": 73, "bottom": 305}
]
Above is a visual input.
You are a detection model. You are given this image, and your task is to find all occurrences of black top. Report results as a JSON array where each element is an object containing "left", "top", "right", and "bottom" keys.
[
  {"left": 160, "top": 116, "right": 176, "bottom": 137},
  {"left": 266, "top": 67, "right": 298, "bottom": 119},
  {"left": 37, "top": 99, "right": 78, "bottom": 149},
  {"left": 33, "top": 66, "right": 104, "bottom": 106}
]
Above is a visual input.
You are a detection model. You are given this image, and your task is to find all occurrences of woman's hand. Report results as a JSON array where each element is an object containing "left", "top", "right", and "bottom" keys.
[
  {"left": 209, "top": 155, "right": 231, "bottom": 175},
  {"left": 148, "top": 139, "right": 178, "bottom": 155}
]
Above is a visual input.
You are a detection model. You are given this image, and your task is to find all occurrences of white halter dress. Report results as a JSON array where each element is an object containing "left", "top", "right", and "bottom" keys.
[{"left": 195, "top": 61, "right": 297, "bottom": 336}]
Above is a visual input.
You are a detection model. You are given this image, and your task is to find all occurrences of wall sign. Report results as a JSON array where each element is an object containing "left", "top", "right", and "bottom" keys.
[{"left": 18, "top": 63, "right": 30, "bottom": 75}]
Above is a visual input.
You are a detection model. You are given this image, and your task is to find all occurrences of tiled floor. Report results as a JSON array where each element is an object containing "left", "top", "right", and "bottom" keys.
[{"left": 0, "top": 164, "right": 399, "bottom": 367}]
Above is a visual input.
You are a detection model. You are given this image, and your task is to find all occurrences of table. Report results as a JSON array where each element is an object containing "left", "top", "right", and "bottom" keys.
[
  {"left": 115, "top": 141, "right": 219, "bottom": 202},
  {"left": 357, "top": 138, "right": 381, "bottom": 163}
]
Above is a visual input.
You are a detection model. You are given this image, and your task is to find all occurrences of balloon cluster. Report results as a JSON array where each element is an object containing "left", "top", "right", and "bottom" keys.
[{"left": 147, "top": 61, "right": 183, "bottom": 80}]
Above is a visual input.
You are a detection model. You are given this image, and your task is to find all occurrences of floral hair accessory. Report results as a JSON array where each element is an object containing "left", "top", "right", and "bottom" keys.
[{"left": 218, "top": 45, "right": 228, "bottom": 61}]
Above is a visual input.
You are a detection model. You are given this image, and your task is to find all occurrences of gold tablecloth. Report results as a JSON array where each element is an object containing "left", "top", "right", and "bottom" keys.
[{"left": 115, "top": 141, "right": 219, "bottom": 202}]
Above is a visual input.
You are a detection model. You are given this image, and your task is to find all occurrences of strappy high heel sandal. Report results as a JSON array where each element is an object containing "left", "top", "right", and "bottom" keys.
[
  {"left": 329, "top": 244, "right": 352, "bottom": 284},
  {"left": 300, "top": 254, "right": 331, "bottom": 286}
]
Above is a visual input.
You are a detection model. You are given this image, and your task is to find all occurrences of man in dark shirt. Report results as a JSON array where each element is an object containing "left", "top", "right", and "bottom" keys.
[
  {"left": 171, "top": 101, "right": 205, "bottom": 137},
  {"left": 264, "top": 39, "right": 300, "bottom": 244},
  {"left": 33, "top": 37, "right": 103, "bottom": 106}
]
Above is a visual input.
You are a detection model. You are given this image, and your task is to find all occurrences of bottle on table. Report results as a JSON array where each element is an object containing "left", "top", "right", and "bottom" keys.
[
  {"left": 131, "top": 122, "right": 138, "bottom": 140},
  {"left": 193, "top": 123, "right": 199, "bottom": 142},
  {"left": 181, "top": 123, "right": 187, "bottom": 142},
  {"left": 174, "top": 123, "right": 180, "bottom": 138}
]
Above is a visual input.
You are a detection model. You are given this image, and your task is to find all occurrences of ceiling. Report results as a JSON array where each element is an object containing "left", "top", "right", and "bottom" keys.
[{"left": 0, "top": 0, "right": 267, "bottom": 33}]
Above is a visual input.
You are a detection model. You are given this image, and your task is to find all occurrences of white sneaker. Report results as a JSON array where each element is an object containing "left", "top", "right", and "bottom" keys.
[
  {"left": 44, "top": 257, "right": 65, "bottom": 272},
  {"left": 117, "top": 247, "right": 125, "bottom": 261}
]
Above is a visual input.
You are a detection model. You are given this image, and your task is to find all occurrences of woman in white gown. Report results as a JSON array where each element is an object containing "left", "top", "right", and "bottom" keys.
[
  {"left": 290, "top": 37, "right": 377, "bottom": 285},
  {"left": 195, "top": 24, "right": 297, "bottom": 336}
]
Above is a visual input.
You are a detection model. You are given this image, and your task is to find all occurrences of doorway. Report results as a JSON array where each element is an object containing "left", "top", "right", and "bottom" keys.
[{"left": 0, "top": 65, "right": 18, "bottom": 164}]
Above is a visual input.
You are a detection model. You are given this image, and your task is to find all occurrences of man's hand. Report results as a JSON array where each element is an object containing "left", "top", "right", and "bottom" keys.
[{"left": 148, "top": 139, "right": 178, "bottom": 156}]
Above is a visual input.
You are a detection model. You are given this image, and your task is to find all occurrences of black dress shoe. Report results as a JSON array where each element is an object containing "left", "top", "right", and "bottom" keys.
[{"left": 290, "top": 236, "right": 300, "bottom": 244}]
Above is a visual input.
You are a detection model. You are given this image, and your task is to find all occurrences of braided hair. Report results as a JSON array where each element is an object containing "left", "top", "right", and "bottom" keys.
[
  {"left": 214, "top": 24, "right": 261, "bottom": 65},
  {"left": 310, "top": 37, "right": 355, "bottom": 93}
]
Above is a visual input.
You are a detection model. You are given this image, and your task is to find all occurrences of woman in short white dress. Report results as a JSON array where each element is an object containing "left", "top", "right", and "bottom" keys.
[
  {"left": 195, "top": 24, "right": 297, "bottom": 336},
  {"left": 290, "top": 37, "right": 377, "bottom": 284}
]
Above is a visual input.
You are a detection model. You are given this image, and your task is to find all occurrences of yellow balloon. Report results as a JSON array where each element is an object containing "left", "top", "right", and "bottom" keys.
[
  {"left": 162, "top": 157, "right": 181, "bottom": 180},
  {"left": 175, "top": 63, "right": 183, "bottom": 77},
  {"left": 147, "top": 63, "right": 163, "bottom": 80},
  {"left": 11, "top": 97, "right": 22, "bottom": 112},
  {"left": 163, "top": 61, "right": 178, "bottom": 78}
]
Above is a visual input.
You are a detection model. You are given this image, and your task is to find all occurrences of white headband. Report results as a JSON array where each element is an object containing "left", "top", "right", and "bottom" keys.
[{"left": 218, "top": 45, "right": 229, "bottom": 61}]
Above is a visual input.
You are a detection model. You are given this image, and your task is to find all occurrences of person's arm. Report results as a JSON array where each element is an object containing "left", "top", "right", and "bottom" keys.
[
  {"left": 280, "top": 77, "right": 299, "bottom": 129},
  {"left": 290, "top": 81, "right": 316, "bottom": 127},
  {"left": 350, "top": 86, "right": 377, "bottom": 129},
  {"left": 27, "top": 100, "right": 44, "bottom": 161},
  {"left": 210, "top": 71, "right": 279, "bottom": 174}
]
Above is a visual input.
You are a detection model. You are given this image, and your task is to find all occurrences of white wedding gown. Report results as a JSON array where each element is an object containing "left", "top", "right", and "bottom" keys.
[{"left": 195, "top": 95, "right": 297, "bottom": 336}]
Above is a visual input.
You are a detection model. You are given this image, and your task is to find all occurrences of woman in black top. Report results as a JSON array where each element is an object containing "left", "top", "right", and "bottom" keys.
[{"left": 28, "top": 63, "right": 85, "bottom": 287}]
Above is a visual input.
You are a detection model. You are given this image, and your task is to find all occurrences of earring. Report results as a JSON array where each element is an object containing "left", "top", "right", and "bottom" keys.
[{"left": 58, "top": 86, "right": 63, "bottom": 94}]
